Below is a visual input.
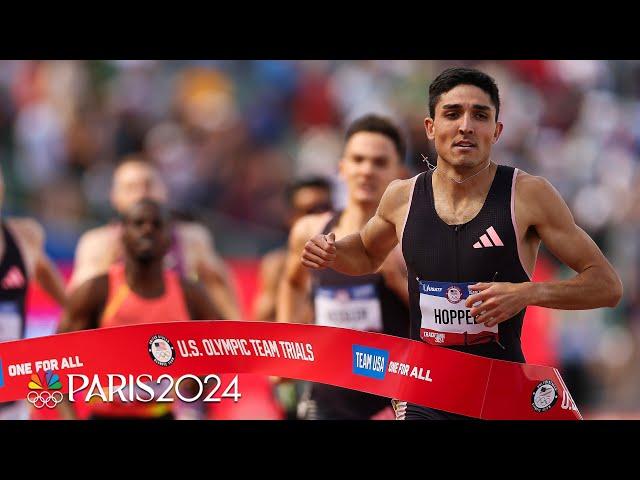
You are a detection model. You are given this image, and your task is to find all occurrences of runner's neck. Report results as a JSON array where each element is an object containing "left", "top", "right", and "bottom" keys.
[
  {"left": 124, "top": 259, "right": 167, "bottom": 298},
  {"left": 335, "top": 202, "right": 377, "bottom": 236},
  {"left": 433, "top": 160, "right": 497, "bottom": 201}
]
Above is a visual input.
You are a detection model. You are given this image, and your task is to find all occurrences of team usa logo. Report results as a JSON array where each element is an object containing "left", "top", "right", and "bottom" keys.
[
  {"left": 446, "top": 285, "right": 463, "bottom": 304},
  {"left": 531, "top": 380, "right": 559, "bottom": 412},
  {"left": 27, "top": 370, "right": 63, "bottom": 409},
  {"left": 148, "top": 335, "right": 176, "bottom": 367}
]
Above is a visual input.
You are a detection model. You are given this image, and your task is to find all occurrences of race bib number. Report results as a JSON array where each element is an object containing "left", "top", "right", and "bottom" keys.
[
  {"left": 314, "top": 284, "right": 383, "bottom": 332},
  {"left": 0, "top": 302, "right": 22, "bottom": 342},
  {"left": 418, "top": 280, "right": 497, "bottom": 346}
]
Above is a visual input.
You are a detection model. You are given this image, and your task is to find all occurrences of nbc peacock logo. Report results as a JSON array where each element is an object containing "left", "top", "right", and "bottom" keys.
[{"left": 27, "top": 370, "right": 63, "bottom": 409}]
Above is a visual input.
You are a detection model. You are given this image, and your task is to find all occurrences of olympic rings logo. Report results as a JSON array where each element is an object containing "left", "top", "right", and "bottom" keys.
[{"left": 27, "top": 390, "right": 64, "bottom": 409}]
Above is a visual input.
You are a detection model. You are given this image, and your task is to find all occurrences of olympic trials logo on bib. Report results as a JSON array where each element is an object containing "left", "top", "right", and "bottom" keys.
[
  {"left": 335, "top": 290, "right": 350, "bottom": 302},
  {"left": 531, "top": 380, "right": 558, "bottom": 412},
  {"left": 446, "top": 285, "right": 463, "bottom": 304},
  {"left": 148, "top": 335, "right": 176, "bottom": 367}
]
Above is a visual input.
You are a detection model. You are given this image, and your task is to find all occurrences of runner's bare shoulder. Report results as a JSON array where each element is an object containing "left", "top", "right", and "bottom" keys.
[
  {"left": 5, "top": 217, "right": 45, "bottom": 249},
  {"left": 515, "top": 169, "right": 556, "bottom": 197},
  {"left": 289, "top": 212, "right": 334, "bottom": 247},
  {"left": 176, "top": 221, "right": 216, "bottom": 250},
  {"left": 69, "top": 225, "right": 120, "bottom": 281},
  {"left": 514, "top": 169, "right": 564, "bottom": 222},
  {"left": 77, "top": 224, "right": 120, "bottom": 251},
  {"left": 378, "top": 177, "right": 418, "bottom": 224}
]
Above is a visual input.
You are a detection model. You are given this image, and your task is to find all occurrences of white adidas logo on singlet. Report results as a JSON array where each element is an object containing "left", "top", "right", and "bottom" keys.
[
  {"left": 472, "top": 226, "right": 504, "bottom": 249},
  {"left": 1, "top": 266, "right": 25, "bottom": 289}
]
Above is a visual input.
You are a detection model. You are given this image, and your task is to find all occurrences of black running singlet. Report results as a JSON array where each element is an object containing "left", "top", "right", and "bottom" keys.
[
  {"left": 0, "top": 222, "right": 29, "bottom": 343},
  {"left": 308, "top": 212, "right": 410, "bottom": 419},
  {"left": 402, "top": 166, "right": 530, "bottom": 363}
]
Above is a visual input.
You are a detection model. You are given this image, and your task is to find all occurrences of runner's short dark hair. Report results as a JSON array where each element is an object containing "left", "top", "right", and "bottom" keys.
[
  {"left": 345, "top": 114, "right": 406, "bottom": 162},
  {"left": 429, "top": 67, "right": 501, "bottom": 121}
]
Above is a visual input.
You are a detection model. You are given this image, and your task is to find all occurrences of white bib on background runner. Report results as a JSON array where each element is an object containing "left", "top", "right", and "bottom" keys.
[
  {"left": 315, "top": 283, "right": 383, "bottom": 332},
  {"left": 417, "top": 280, "right": 497, "bottom": 346},
  {"left": 0, "top": 302, "right": 22, "bottom": 342}
]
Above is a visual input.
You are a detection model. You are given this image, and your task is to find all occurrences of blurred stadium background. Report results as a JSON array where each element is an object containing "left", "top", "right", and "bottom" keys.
[{"left": 1, "top": 60, "right": 639, "bottom": 419}]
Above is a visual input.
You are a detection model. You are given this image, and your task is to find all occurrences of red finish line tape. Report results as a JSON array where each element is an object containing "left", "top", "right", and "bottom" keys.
[{"left": 0, "top": 320, "right": 581, "bottom": 419}]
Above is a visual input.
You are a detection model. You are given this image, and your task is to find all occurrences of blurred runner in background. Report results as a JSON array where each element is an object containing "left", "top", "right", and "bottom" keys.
[
  {"left": 253, "top": 177, "right": 332, "bottom": 418},
  {"left": 255, "top": 177, "right": 333, "bottom": 323},
  {"left": 69, "top": 156, "right": 240, "bottom": 320},
  {"left": 278, "top": 114, "right": 410, "bottom": 419},
  {"left": 58, "top": 198, "right": 220, "bottom": 420},
  {"left": 0, "top": 167, "right": 67, "bottom": 420}
]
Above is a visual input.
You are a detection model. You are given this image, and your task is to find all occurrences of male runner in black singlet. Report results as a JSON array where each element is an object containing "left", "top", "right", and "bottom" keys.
[
  {"left": 301, "top": 67, "right": 623, "bottom": 419},
  {"left": 279, "top": 114, "right": 410, "bottom": 419},
  {"left": 0, "top": 168, "right": 67, "bottom": 419}
]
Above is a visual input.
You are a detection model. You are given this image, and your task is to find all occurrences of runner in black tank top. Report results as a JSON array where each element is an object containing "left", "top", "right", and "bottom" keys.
[
  {"left": 301, "top": 68, "right": 622, "bottom": 421},
  {"left": 0, "top": 223, "right": 28, "bottom": 342},
  {"left": 0, "top": 223, "right": 29, "bottom": 416},
  {"left": 401, "top": 166, "right": 529, "bottom": 419},
  {"left": 304, "top": 212, "right": 409, "bottom": 419}
]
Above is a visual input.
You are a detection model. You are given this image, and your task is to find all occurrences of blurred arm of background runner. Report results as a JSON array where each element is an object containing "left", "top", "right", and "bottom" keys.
[
  {"left": 180, "top": 277, "right": 224, "bottom": 320},
  {"left": 302, "top": 179, "right": 411, "bottom": 276},
  {"left": 254, "top": 250, "right": 286, "bottom": 322},
  {"left": 377, "top": 245, "right": 410, "bottom": 306},
  {"left": 176, "top": 277, "right": 225, "bottom": 409},
  {"left": 9, "top": 219, "right": 67, "bottom": 307},
  {"left": 257, "top": 177, "right": 333, "bottom": 323},
  {"left": 181, "top": 223, "right": 241, "bottom": 320},
  {"left": 277, "top": 213, "right": 331, "bottom": 324},
  {"left": 56, "top": 275, "right": 108, "bottom": 419},
  {"left": 467, "top": 174, "right": 623, "bottom": 327}
]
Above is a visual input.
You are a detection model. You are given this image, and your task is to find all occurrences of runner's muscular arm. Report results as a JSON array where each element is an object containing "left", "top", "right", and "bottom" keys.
[
  {"left": 377, "top": 245, "right": 410, "bottom": 306},
  {"left": 302, "top": 180, "right": 409, "bottom": 276},
  {"left": 254, "top": 250, "right": 286, "bottom": 321},
  {"left": 57, "top": 275, "right": 108, "bottom": 333},
  {"left": 180, "top": 279, "right": 224, "bottom": 402},
  {"left": 468, "top": 175, "right": 623, "bottom": 327},
  {"left": 34, "top": 254, "right": 67, "bottom": 307},
  {"left": 181, "top": 279, "right": 223, "bottom": 320},
  {"left": 55, "top": 275, "right": 107, "bottom": 419},
  {"left": 276, "top": 214, "right": 328, "bottom": 323}
]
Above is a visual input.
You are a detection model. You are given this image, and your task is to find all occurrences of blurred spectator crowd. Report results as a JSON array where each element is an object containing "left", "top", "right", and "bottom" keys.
[{"left": 1, "top": 60, "right": 640, "bottom": 417}]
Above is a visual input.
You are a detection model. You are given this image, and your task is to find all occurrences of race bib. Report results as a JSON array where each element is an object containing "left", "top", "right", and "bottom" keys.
[
  {"left": 314, "top": 283, "right": 383, "bottom": 332},
  {"left": 417, "top": 280, "right": 497, "bottom": 346},
  {"left": 0, "top": 302, "right": 22, "bottom": 342}
]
